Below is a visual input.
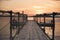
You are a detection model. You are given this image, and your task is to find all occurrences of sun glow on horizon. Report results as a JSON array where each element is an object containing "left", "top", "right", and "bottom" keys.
[
  {"left": 32, "top": 6, "right": 44, "bottom": 8},
  {"left": 35, "top": 10, "right": 44, "bottom": 14}
]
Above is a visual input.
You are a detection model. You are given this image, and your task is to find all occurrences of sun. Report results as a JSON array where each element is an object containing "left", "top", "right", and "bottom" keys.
[{"left": 35, "top": 10, "right": 43, "bottom": 14}]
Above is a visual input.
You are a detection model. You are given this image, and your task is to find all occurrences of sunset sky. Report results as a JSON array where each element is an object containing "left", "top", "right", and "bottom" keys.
[{"left": 0, "top": 0, "right": 60, "bottom": 15}]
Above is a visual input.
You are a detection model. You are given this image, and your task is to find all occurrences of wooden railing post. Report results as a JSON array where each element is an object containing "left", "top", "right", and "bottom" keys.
[
  {"left": 39, "top": 16, "right": 41, "bottom": 23},
  {"left": 9, "top": 11, "right": 13, "bottom": 40},
  {"left": 44, "top": 14, "right": 46, "bottom": 32},
  {"left": 17, "top": 12, "right": 20, "bottom": 34},
  {"left": 52, "top": 12, "right": 56, "bottom": 40}
]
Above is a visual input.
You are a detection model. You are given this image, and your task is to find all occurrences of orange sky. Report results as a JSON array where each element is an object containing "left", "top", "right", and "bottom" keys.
[{"left": 0, "top": 0, "right": 60, "bottom": 15}]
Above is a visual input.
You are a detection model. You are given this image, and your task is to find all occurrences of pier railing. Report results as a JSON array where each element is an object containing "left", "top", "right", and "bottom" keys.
[
  {"left": 0, "top": 10, "right": 28, "bottom": 40},
  {"left": 33, "top": 12, "right": 60, "bottom": 40}
]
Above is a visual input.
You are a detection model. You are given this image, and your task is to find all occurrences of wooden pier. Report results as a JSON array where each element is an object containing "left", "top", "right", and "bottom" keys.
[
  {"left": 0, "top": 10, "right": 60, "bottom": 40},
  {"left": 14, "top": 20, "right": 50, "bottom": 40}
]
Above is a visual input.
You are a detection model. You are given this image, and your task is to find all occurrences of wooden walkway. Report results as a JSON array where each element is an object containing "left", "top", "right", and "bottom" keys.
[{"left": 14, "top": 20, "right": 50, "bottom": 40}]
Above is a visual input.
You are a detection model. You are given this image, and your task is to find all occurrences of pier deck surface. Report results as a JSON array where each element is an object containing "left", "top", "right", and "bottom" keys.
[{"left": 14, "top": 20, "right": 50, "bottom": 40}]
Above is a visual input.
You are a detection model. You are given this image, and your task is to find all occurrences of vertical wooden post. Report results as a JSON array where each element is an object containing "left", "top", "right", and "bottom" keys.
[
  {"left": 36, "top": 16, "right": 38, "bottom": 23},
  {"left": 18, "top": 13, "right": 19, "bottom": 26},
  {"left": 23, "top": 14, "right": 25, "bottom": 23},
  {"left": 43, "top": 14, "right": 46, "bottom": 32},
  {"left": 9, "top": 11, "right": 13, "bottom": 40},
  {"left": 22, "top": 11, "right": 24, "bottom": 23},
  {"left": 39, "top": 16, "right": 41, "bottom": 23},
  {"left": 17, "top": 12, "right": 20, "bottom": 34},
  {"left": 52, "top": 12, "right": 55, "bottom": 40},
  {"left": 25, "top": 15, "right": 27, "bottom": 22},
  {"left": 26, "top": 15, "right": 27, "bottom": 22},
  {"left": 36, "top": 17, "right": 38, "bottom": 22}
]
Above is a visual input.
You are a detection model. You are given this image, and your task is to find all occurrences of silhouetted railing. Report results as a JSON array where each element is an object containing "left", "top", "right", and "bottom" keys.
[
  {"left": 0, "top": 10, "right": 28, "bottom": 40},
  {"left": 33, "top": 12, "right": 60, "bottom": 40}
]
